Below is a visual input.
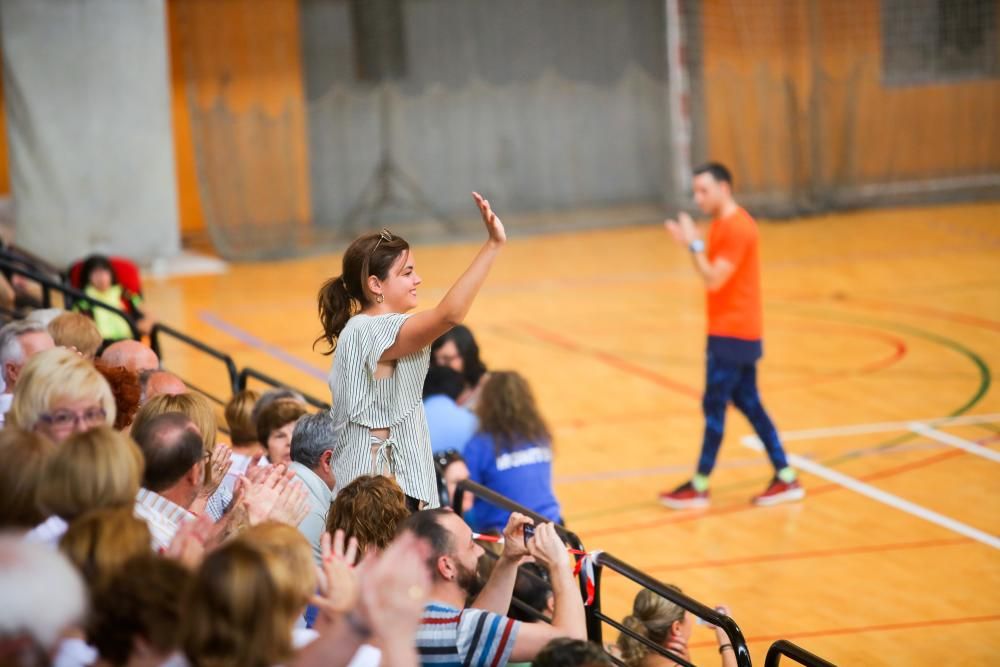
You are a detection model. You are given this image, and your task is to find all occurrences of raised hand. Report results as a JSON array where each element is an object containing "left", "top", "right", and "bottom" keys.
[
  {"left": 526, "top": 522, "right": 571, "bottom": 573},
  {"left": 311, "top": 530, "right": 362, "bottom": 631},
  {"left": 357, "top": 531, "right": 432, "bottom": 641},
  {"left": 472, "top": 192, "right": 506, "bottom": 245},
  {"left": 500, "top": 512, "right": 533, "bottom": 564},
  {"left": 202, "top": 442, "right": 233, "bottom": 497}
]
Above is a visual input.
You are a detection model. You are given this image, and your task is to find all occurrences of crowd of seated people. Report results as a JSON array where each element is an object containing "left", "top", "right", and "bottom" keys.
[{"left": 0, "top": 256, "right": 740, "bottom": 667}]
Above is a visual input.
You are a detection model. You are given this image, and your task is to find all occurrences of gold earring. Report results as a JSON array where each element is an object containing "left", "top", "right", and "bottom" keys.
[{"left": 376, "top": 294, "right": 384, "bottom": 304}]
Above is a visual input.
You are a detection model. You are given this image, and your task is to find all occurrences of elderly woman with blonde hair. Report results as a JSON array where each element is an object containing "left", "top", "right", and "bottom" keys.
[
  {"left": 7, "top": 346, "right": 116, "bottom": 443},
  {"left": 26, "top": 425, "right": 144, "bottom": 545}
]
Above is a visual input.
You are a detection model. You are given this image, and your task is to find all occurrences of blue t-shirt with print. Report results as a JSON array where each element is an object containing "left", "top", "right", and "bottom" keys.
[{"left": 462, "top": 432, "right": 562, "bottom": 532}]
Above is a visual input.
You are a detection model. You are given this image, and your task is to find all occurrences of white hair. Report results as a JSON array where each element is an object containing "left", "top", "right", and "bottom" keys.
[
  {"left": 0, "top": 320, "right": 49, "bottom": 385},
  {"left": 24, "top": 308, "right": 66, "bottom": 328},
  {"left": 0, "top": 534, "right": 86, "bottom": 650}
]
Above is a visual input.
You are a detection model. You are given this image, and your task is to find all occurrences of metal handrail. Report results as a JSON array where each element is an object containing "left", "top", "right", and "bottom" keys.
[
  {"left": 0, "top": 257, "right": 141, "bottom": 338},
  {"left": 452, "top": 478, "right": 585, "bottom": 552},
  {"left": 150, "top": 322, "right": 240, "bottom": 396},
  {"left": 765, "top": 640, "right": 836, "bottom": 667},
  {"left": 237, "top": 366, "right": 330, "bottom": 410},
  {"left": 588, "top": 552, "right": 753, "bottom": 667}
]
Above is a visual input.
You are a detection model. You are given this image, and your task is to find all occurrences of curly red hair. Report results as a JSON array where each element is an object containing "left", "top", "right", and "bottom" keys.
[{"left": 94, "top": 361, "right": 142, "bottom": 430}]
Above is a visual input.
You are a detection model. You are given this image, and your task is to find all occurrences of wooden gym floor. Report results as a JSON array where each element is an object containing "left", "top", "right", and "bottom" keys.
[{"left": 146, "top": 201, "right": 1000, "bottom": 665}]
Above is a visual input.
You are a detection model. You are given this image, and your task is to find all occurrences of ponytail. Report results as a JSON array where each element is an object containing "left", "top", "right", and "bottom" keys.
[
  {"left": 314, "top": 230, "right": 411, "bottom": 354},
  {"left": 314, "top": 275, "right": 358, "bottom": 354},
  {"left": 617, "top": 614, "right": 654, "bottom": 665},
  {"left": 615, "top": 588, "right": 685, "bottom": 666}
]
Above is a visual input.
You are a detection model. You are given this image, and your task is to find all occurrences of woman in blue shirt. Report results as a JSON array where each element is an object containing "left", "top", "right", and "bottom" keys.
[{"left": 463, "top": 371, "right": 562, "bottom": 532}]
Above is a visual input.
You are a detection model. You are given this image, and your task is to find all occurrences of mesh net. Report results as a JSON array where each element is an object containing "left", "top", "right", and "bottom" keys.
[{"left": 173, "top": 0, "right": 1000, "bottom": 260}]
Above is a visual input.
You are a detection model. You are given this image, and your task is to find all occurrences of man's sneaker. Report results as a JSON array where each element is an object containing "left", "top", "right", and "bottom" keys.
[
  {"left": 752, "top": 478, "right": 805, "bottom": 507},
  {"left": 659, "top": 481, "right": 710, "bottom": 510}
]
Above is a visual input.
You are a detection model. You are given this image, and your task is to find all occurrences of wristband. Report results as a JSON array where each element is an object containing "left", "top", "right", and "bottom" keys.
[
  {"left": 688, "top": 238, "right": 705, "bottom": 254},
  {"left": 718, "top": 643, "right": 733, "bottom": 654}
]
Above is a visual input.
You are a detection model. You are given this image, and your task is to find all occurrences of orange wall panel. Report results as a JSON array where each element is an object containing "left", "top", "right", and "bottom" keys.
[{"left": 167, "top": 0, "right": 311, "bottom": 239}]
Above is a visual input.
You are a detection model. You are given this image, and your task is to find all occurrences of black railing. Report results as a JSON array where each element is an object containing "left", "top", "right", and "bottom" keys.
[
  {"left": 452, "top": 478, "right": 585, "bottom": 553},
  {"left": 764, "top": 640, "right": 836, "bottom": 667},
  {"left": 238, "top": 367, "right": 330, "bottom": 410},
  {"left": 150, "top": 322, "right": 240, "bottom": 400},
  {"left": 448, "top": 477, "right": 579, "bottom": 625},
  {"left": 0, "top": 257, "right": 141, "bottom": 339},
  {"left": 584, "top": 553, "right": 752, "bottom": 667}
]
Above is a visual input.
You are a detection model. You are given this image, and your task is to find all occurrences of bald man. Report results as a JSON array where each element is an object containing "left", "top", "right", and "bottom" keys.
[
  {"left": 100, "top": 340, "right": 159, "bottom": 373},
  {"left": 141, "top": 370, "right": 187, "bottom": 402}
]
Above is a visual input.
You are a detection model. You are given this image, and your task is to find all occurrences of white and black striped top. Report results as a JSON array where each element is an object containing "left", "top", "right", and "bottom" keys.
[{"left": 328, "top": 313, "right": 439, "bottom": 507}]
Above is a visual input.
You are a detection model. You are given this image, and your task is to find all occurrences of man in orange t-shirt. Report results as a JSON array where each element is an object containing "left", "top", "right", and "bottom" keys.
[{"left": 659, "top": 163, "right": 803, "bottom": 509}]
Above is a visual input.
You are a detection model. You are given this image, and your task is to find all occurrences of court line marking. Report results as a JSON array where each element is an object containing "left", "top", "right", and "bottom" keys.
[
  {"left": 908, "top": 422, "right": 1000, "bottom": 463},
  {"left": 688, "top": 613, "right": 1000, "bottom": 648},
  {"left": 776, "top": 412, "right": 1000, "bottom": 442},
  {"left": 197, "top": 311, "right": 328, "bottom": 381},
  {"left": 636, "top": 536, "right": 968, "bottom": 573},
  {"left": 742, "top": 436, "right": 1000, "bottom": 550}
]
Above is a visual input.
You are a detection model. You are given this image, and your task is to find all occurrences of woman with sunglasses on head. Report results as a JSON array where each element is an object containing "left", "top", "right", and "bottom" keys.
[{"left": 316, "top": 193, "right": 506, "bottom": 511}]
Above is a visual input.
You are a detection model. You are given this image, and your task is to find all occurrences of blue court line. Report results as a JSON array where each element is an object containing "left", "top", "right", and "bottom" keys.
[{"left": 197, "top": 311, "right": 327, "bottom": 382}]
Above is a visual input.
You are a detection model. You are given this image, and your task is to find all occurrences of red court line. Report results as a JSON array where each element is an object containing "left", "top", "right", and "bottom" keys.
[
  {"left": 766, "top": 319, "right": 908, "bottom": 390},
  {"left": 516, "top": 321, "right": 702, "bottom": 399},
  {"left": 518, "top": 316, "right": 908, "bottom": 402},
  {"left": 634, "top": 537, "right": 969, "bottom": 574},
  {"left": 833, "top": 296, "right": 1000, "bottom": 333},
  {"left": 688, "top": 614, "right": 1000, "bottom": 648}
]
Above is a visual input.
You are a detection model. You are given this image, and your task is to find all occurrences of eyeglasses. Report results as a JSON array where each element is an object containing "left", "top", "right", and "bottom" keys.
[
  {"left": 38, "top": 407, "right": 107, "bottom": 430},
  {"left": 371, "top": 228, "right": 393, "bottom": 255}
]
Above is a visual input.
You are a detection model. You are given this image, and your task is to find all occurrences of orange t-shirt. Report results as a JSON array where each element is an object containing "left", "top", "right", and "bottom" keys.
[{"left": 706, "top": 207, "right": 762, "bottom": 340}]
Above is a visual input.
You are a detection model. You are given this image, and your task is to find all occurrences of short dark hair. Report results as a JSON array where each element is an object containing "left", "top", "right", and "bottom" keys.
[
  {"left": 509, "top": 562, "right": 553, "bottom": 622},
  {"left": 431, "top": 325, "right": 487, "bottom": 387},
  {"left": 80, "top": 254, "right": 117, "bottom": 288},
  {"left": 256, "top": 399, "right": 308, "bottom": 446},
  {"left": 398, "top": 508, "right": 454, "bottom": 574},
  {"left": 423, "top": 365, "right": 466, "bottom": 401},
  {"left": 693, "top": 162, "right": 733, "bottom": 186},
  {"left": 132, "top": 412, "right": 203, "bottom": 492},
  {"left": 532, "top": 639, "right": 614, "bottom": 667}
]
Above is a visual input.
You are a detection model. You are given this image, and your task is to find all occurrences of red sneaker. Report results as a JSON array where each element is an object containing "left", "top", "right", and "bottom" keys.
[
  {"left": 659, "top": 481, "right": 710, "bottom": 510},
  {"left": 752, "top": 478, "right": 805, "bottom": 507}
]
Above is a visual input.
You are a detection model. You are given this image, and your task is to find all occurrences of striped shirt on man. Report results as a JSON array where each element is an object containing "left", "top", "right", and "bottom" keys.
[{"left": 416, "top": 602, "right": 520, "bottom": 667}]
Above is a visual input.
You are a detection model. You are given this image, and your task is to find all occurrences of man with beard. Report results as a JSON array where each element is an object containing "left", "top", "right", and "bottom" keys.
[{"left": 404, "top": 509, "right": 586, "bottom": 666}]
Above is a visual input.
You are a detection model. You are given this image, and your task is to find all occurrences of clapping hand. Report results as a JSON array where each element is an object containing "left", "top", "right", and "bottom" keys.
[
  {"left": 665, "top": 211, "right": 698, "bottom": 247},
  {"left": 311, "top": 530, "right": 362, "bottom": 632}
]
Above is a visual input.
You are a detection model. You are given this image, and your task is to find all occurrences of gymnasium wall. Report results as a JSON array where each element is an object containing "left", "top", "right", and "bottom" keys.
[
  {"left": 167, "top": 0, "right": 312, "bottom": 251},
  {"left": 0, "top": 0, "right": 180, "bottom": 266},
  {"left": 700, "top": 0, "right": 1000, "bottom": 213}
]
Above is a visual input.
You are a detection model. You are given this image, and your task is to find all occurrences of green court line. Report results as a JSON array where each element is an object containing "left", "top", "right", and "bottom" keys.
[{"left": 566, "top": 305, "right": 993, "bottom": 523}]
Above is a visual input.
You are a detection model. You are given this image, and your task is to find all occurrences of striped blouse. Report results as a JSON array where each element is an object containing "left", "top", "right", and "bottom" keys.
[{"left": 328, "top": 313, "right": 439, "bottom": 507}]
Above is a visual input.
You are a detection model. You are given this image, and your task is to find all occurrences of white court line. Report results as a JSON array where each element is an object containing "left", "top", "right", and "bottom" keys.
[
  {"left": 777, "top": 412, "right": 1000, "bottom": 442},
  {"left": 742, "top": 436, "right": 1000, "bottom": 550},
  {"left": 908, "top": 423, "right": 1000, "bottom": 463}
]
